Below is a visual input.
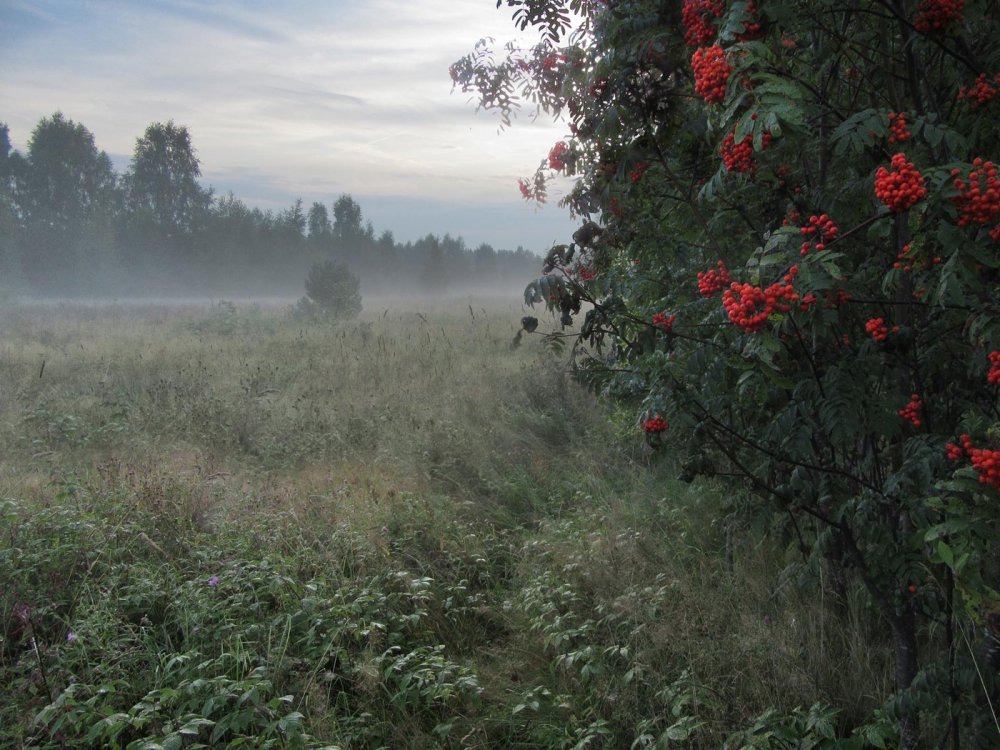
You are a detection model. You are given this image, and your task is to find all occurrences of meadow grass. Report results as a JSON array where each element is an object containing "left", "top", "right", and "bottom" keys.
[{"left": 0, "top": 299, "right": 893, "bottom": 748}]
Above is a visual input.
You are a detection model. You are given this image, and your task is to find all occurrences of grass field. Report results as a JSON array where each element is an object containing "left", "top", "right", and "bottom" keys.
[{"left": 0, "top": 299, "right": 893, "bottom": 748}]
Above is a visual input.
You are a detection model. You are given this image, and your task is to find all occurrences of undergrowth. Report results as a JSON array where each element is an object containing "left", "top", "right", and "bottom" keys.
[{"left": 0, "top": 301, "right": 907, "bottom": 748}]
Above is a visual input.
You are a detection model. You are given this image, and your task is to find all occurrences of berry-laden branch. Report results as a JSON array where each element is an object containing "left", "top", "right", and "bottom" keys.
[{"left": 455, "top": 0, "right": 1000, "bottom": 744}]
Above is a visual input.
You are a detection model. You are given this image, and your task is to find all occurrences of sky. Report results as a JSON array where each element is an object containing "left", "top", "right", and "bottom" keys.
[{"left": 0, "top": 0, "right": 578, "bottom": 253}]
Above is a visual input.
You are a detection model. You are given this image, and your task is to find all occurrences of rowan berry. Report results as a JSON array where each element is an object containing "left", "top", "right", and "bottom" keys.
[
  {"left": 914, "top": 0, "right": 964, "bottom": 34},
  {"left": 643, "top": 413, "right": 668, "bottom": 434},
  {"left": 681, "top": 0, "right": 723, "bottom": 48},
  {"left": 970, "top": 447, "right": 1000, "bottom": 490},
  {"left": 988, "top": 350, "right": 1000, "bottom": 385},
  {"left": 957, "top": 73, "right": 999, "bottom": 109},
  {"left": 898, "top": 393, "right": 923, "bottom": 428},
  {"left": 799, "top": 214, "right": 838, "bottom": 255},
  {"left": 887, "top": 112, "right": 912, "bottom": 144},
  {"left": 578, "top": 266, "right": 597, "bottom": 282},
  {"left": 697, "top": 261, "right": 731, "bottom": 297},
  {"left": 864, "top": 317, "right": 899, "bottom": 342},
  {"left": 875, "top": 153, "right": 927, "bottom": 213},
  {"left": 735, "top": 1, "right": 764, "bottom": 42},
  {"left": 720, "top": 129, "right": 773, "bottom": 174},
  {"left": 651, "top": 311, "right": 676, "bottom": 331},
  {"left": 945, "top": 442, "right": 964, "bottom": 461},
  {"left": 823, "top": 289, "right": 853, "bottom": 309},
  {"left": 518, "top": 178, "right": 532, "bottom": 200},
  {"left": 692, "top": 45, "right": 731, "bottom": 104},
  {"left": 722, "top": 280, "right": 799, "bottom": 332},
  {"left": 951, "top": 159, "right": 1000, "bottom": 236},
  {"left": 956, "top": 435, "right": 1000, "bottom": 490},
  {"left": 548, "top": 141, "right": 570, "bottom": 170},
  {"left": 542, "top": 52, "right": 567, "bottom": 70},
  {"left": 629, "top": 161, "right": 650, "bottom": 182}
]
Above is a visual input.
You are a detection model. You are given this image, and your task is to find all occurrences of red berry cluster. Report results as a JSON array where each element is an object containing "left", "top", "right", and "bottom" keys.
[
  {"left": 865, "top": 317, "right": 899, "bottom": 342},
  {"left": 892, "top": 243, "right": 942, "bottom": 271},
  {"left": 898, "top": 393, "right": 923, "bottom": 428},
  {"left": 893, "top": 243, "right": 913, "bottom": 271},
  {"left": 951, "top": 158, "right": 1000, "bottom": 240},
  {"left": 781, "top": 266, "right": 817, "bottom": 310},
  {"left": 969, "top": 442, "right": 1000, "bottom": 490},
  {"left": 887, "top": 111, "right": 912, "bottom": 144},
  {"left": 875, "top": 153, "right": 927, "bottom": 213},
  {"left": 957, "top": 73, "right": 999, "bottom": 109},
  {"left": 988, "top": 350, "right": 1000, "bottom": 385},
  {"left": 578, "top": 266, "right": 597, "bottom": 282},
  {"left": 722, "top": 281, "right": 799, "bottom": 333},
  {"left": 681, "top": 0, "right": 724, "bottom": 48},
  {"left": 518, "top": 178, "right": 532, "bottom": 200},
  {"left": 651, "top": 311, "right": 676, "bottom": 331},
  {"left": 697, "top": 260, "right": 731, "bottom": 297},
  {"left": 643, "top": 413, "right": 668, "bottom": 434},
  {"left": 947, "top": 435, "right": 1000, "bottom": 491},
  {"left": 776, "top": 165, "right": 794, "bottom": 190},
  {"left": 629, "top": 161, "right": 650, "bottom": 182},
  {"left": 799, "top": 213, "right": 839, "bottom": 255},
  {"left": 720, "top": 130, "right": 773, "bottom": 174},
  {"left": 798, "top": 293, "right": 818, "bottom": 312},
  {"left": 736, "top": 1, "right": 764, "bottom": 42},
  {"left": 542, "top": 52, "right": 567, "bottom": 70},
  {"left": 549, "top": 141, "right": 570, "bottom": 170},
  {"left": 914, "top": 0, "right": 964, "bottom": 34},
  {"left": 692, "top": 45, "right": 731, "bottom": 104},
  {"left": 824, "top": 288, "right": 853, "bottom": 309}
]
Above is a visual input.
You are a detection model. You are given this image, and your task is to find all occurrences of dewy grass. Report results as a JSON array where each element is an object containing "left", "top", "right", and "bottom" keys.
[{"left": 1, "top": 300, "right": 897, "bottom": 748}]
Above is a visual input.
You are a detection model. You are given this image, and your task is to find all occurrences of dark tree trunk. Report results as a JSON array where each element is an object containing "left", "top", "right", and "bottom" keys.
[{"left": 892, "top": 605, "right": 920, "bottom": 750}]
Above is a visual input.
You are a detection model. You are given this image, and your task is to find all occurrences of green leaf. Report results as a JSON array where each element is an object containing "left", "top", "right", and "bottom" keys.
[
  {"left": 179, "top": 717, "right": 215, "bottom": 735},
  {"left": 936, "top": 540, "right": 955, "bottom": 568}
]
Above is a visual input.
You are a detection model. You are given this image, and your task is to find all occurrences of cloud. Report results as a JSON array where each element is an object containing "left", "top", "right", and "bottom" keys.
[
  {"left": 0, "top": 0, "right": 578, "bottom": 251},
  {"left": 142, "top": 0, "right": 292, "bottom": 44}
]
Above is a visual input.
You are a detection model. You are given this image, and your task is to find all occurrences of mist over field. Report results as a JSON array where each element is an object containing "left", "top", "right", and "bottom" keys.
[
  {"left": 0, "top": 295, "right": 855, "bottom": 750},
  {"left": 0, "top": 115, "right": 544, "bottom": 304}
]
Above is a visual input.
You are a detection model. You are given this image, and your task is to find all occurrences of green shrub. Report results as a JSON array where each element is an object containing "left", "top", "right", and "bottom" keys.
[{"left": 297, "top": 260, "right": 361, "bottom": 319}]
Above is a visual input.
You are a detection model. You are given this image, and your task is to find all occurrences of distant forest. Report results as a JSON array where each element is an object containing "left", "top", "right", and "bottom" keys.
[{"left": 0, "top": 113, "right": 540, "bottom": 298}]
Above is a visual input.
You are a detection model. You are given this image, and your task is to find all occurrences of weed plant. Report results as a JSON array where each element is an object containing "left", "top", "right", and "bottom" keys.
[{"left": 1, "top": 300, "right": 899, "bottom": 748}]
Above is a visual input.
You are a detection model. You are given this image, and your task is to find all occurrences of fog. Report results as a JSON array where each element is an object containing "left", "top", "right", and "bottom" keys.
[{"left": 0, "top": 117, "right": 549, "bottom": 309}]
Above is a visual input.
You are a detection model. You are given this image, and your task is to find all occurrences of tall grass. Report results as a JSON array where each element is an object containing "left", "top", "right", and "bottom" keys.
[{"left": 1, "top": 300, "right": 895, "bottom": 748}]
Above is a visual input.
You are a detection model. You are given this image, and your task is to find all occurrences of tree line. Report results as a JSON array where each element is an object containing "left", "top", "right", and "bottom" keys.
[{"left": 0, "top": 113, "right": 538, "bottom": 297}]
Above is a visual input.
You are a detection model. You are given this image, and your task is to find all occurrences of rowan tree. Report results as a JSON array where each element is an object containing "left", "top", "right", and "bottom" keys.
[{"left": 454, "top": 1, "right": 1000, "bottom": 746}]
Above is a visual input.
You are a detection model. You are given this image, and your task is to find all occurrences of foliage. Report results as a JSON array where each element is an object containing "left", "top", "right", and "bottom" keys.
[
  {"left": 299, "top": 259, "right": 363, "bottom": 320},
  {"left": 0, "top": 115, "right": 540, "bottom": 296},
  {"left": 6, "top": 112, "right": 118, "bottom": 291},
  {"left": 453, "top": 0, "right": 1000, "bottom": 747},
  {"left": 121, "top": 120, "right": 212, "bottom": 259}
]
